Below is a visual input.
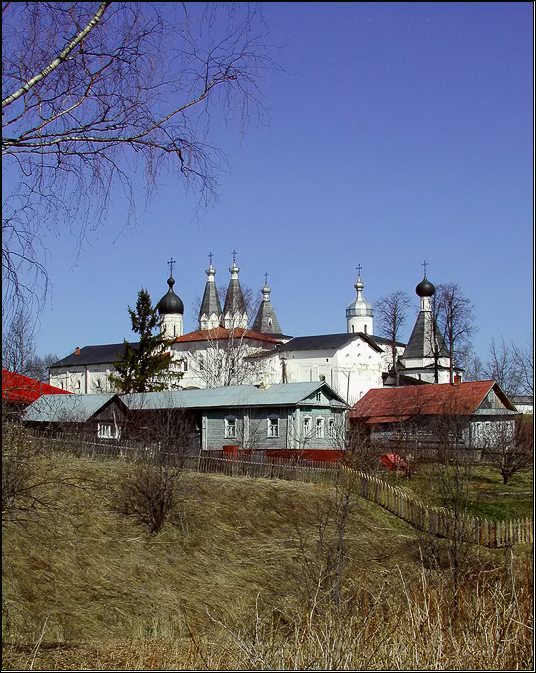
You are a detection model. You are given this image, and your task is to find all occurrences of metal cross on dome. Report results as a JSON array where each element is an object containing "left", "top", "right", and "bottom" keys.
[
  {"left": 356, "top": 264, "right": 362, "bottom": 276},
  {"left": 422, "top": 260, "right": 428, "bottom": 277},
  {"left": 167, "top": 258, "right": 176, "bottom": 276},
  {"left": 231, "top": 249, "right": 238, "bottom": 264},
  {"left": 264, "top": 271, "right": 269, "bottom": 285},
  {"left": 208, "top": 252, "right": 213, "bottom": 266}
]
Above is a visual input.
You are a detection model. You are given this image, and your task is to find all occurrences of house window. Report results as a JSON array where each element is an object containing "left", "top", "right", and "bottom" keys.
[
  {"left": 328, "top": 418, "right": 336, "bottom": 438},
  {"left": 98, "top": 422, "right": 120, "bottom": 440},
  {"left": 198, "top": 354, "right": 205, "bottom": 371},
  {"left": 316, "top": 417, "right": 324, "bottom": 439},
  {"left": 315, "top": 391, "right": 322, "bottom": 401},
  {"left": 303, "top": 416, "right": 311, "bottom": 436},
  {"left": 225, "top": 417, "right": 236, "bottom": 438},
  {"left": 267, "top": 417, "right": 279, "bottom": 438}
]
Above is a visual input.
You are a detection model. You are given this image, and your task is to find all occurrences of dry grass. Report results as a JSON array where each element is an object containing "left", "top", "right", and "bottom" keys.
[{"left": 2, "top": 451, "right": 533, "bottom": 670}]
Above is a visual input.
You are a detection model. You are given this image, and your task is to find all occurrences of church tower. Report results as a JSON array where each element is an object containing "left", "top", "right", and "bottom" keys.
[
  {"left": 222, "top": 251, "right": 248, "bottom": 329},
  {"left": 399, "top": 265, "right": 449, "bottom": 379},
  {"left": 252, "top": 273, "right": 282, "bottom": 335},
  {"left": 198, "top": 254, "right": 222, "bottom": 330},
  {"left": 156, "top": 259, "right": 184, "bottom": 338},
  {"left": 346, "top": 266, "right": 374, "bottom": 335}
]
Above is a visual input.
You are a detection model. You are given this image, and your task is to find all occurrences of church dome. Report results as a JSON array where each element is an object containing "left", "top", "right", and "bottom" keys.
[
  {"left": 346, "top": 278, "right": 373, "bottom": 318},
  {"left": 416, "top": 277, "right": 435, "bottom": 297},
  {"left": 157, "top": 276, "right": 184, "bottom": 315}
]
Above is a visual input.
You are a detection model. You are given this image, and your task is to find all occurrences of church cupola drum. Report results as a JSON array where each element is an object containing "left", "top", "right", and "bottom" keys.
[
  {"left": 252, "top": 273, "right": 283, "bottom": 335},
  {"left": 346, "top": 266, "right": 374, "bottom": 335},
  {"left": 199, "top": 253, "right": 223, "bottom": 330},
  {"left": 157, "top": 259, "right": 184, "bottom": 338},
  {"left": 222, "top": 251, "right": 248, "bottom": 329}
]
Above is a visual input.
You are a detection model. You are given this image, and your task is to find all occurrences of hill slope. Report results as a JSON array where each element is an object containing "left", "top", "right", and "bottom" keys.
[{"left": 2, "top": 453, "right": 532, "bottom": 670}]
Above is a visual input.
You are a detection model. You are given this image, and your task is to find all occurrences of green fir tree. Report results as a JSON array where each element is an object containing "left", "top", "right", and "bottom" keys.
[{"left": 109, "top": 289, "right": 179, "bottom": 393}]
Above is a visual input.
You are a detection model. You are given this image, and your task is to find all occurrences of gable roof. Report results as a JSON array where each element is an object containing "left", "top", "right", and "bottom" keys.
[
  {"left": 22, "top": 393, "right": 120, "bottom": 423},
  {"left": 122, "top": 381, "right": 348, "bottom": 411},
  {"left": 277, "top": 332, "right": 383, "bottom": 354},
  {"left": 349, "top": 380, "right": 517, "bottom": 424},
  {"left": 2, "top": 369, "right": 71, "bottom": 404},
  {"left": 50, "top": 343, "right": 140, "bottom": 368},
  {"left": 175, "top": 327, "right": 282, "bottom": 345}
]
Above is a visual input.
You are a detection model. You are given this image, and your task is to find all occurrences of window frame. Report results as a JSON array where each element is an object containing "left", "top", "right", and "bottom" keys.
[
  {"left": 315, "top": 416, "right": 325, "bottom": 439},
  {"left": 267, "top": 416, "right": 279, "bottom": 438},
  {"left": 224, "top": 416, "right": 237, "bottom": 439}
]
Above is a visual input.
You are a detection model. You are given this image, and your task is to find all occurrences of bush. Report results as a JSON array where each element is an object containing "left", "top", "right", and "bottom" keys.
[{"left": 115, "top": 462, "right": 182, "bottom": 534}]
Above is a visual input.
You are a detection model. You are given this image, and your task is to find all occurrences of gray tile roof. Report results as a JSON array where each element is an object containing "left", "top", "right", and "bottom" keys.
[
  {"left": 402, "top": 312, "right": 448, "bottom": 360},
  {"left": 277, "top": 333, "right": 383, "bottom": 353},
  {"left": 50, "top": 342, "right": 139, "bottom": 368},
  {"left": 122, "top": 382, "right": 347, "bottom": 410},
  {"left": 22, "top": 393, "right": 117, "bottom": 422},
  {"left": 199, "top": 277, "right": 222, "bottom": 322},
  {"left": 252, "top": 297, "right": 283, "bottom": 335},
  {"left": 223, "top": 277, "right": 247, "bottom": 317}
]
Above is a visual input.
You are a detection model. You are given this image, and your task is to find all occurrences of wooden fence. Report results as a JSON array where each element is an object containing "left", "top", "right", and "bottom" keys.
[{"left": 8, "top": 428, "right": 533, "bottom": 548}]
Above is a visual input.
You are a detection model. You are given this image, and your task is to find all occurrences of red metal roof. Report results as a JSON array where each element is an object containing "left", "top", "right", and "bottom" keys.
[
  {"left": 174, "top": 327, "right": 283, "bottom": 345},
  {"left": 2, "top": 369, "right": 72, "bottom": 404},
  {"left": 349, "top": 380, "right": 515, "bottom": 424}
]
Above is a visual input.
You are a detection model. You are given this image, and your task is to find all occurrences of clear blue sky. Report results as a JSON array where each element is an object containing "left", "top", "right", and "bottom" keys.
[{"left": 33, "top": 2, "right": 533, "bottom": 360}]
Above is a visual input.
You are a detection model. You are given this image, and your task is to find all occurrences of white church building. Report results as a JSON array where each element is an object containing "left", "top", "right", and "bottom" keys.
[{"left": 49, "top": 255, "right": 455, "bottom": 404}]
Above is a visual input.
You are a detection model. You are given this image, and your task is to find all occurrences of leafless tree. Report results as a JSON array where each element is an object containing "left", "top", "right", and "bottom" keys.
[
  {"left": 482, "top": 417, "right": 532, "bottom": 485},
  {"left": 375, "top": 291, "right": 410, "bottom": 386},
  {"left": 482, "top": 337, "right": 520, "bottom": 397},
  {"left": 186, "top": 328, "right": 269, "bottom": 388},
  {"left": 2, "top": 305, "right": 36, "bottom": 375},
  {"left": 510, "top": 334, "right": 533, "bottom": 397},
  {"left": 3, "top": 2, "right": 276, "bottom": 313},
  {"left": 434, "top": 283, "right": 476, "bottom": 384}
]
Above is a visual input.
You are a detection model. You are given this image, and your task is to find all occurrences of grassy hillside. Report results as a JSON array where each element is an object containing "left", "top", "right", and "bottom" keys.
[{"left": 2, "top": 451, "right": 533, "bottom": 670}]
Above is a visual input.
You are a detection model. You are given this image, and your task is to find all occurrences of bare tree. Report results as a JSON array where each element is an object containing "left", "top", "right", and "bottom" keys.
[
  {"left": 375, "top": 291, "right": 410, "bottom": 386},
  {"left": 482, "top": 337, "right": 520, "bottom": 397},
  {"left": 2, "top": 306, "right": 37, "bottom": 375},
  {"left": 482, "top": 417, "right": 532, "bottom": 485},
  {"left": 186, "top": 328, "right": 269, "bottom": 388},
  {"left": 434, "top": 283, "right": 476, "bottom": 384},
  {"left": 3, "top": 2, "right": 275, "bottom": 312},
  {"left": 510, "top": 334, "right": 533, "bottom": 397}
]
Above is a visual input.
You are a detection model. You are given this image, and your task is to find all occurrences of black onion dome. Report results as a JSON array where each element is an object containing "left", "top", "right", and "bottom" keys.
[
  {"left": 157, "top": 276, "right": 184, "bottom": 314},
  {"left": 416, "top": 277, "right": 435, "bottom": 297}
]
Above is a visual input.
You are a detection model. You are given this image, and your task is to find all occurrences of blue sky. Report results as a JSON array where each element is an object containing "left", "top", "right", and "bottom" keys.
[{"left": 28, "top": 2, "right": 533, "bottom": 359}]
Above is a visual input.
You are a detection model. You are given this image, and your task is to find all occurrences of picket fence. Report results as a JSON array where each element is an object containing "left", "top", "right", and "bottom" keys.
[{"left": 18, "top": 431, "right": 534, "bottom": 549}]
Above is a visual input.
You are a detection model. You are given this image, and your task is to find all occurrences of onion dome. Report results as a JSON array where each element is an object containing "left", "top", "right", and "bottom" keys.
[
  {"left": 415, "top": 277, "right": 435, "bottom": 297},
  {"left": 157, "top": 275, "right": 184, "bottom": 315},
  {"left": 346, "top": 274, "right": 373, "bottom": 318}
]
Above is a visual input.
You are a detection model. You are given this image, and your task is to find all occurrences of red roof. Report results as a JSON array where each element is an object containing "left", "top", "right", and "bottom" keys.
[
  {"left": 175, "top": 327, "right": 282, "bottom": 345},
  {"left": 2, "top": 369, "right": 72, "bottom": 404},
  {"left": 349, "top": 380, "right": 515, "bottom": 424}
]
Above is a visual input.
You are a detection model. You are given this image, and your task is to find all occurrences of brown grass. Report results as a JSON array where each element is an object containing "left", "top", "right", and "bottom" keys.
[{"left": 2, "top": 452, "right": 533, "bottom": 670}]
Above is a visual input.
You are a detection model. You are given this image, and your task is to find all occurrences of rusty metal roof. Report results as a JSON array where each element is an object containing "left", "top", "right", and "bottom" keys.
[{"left": 349, "top": 380, "right": 517, "bottom": 423}]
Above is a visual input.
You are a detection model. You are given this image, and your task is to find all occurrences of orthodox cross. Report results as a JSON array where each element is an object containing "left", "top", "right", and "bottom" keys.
[
  {"left": 231, "top": 249, "right": 238, "bottom": 264},
  {"left": 422, "top": 260, "right": 428, "bottom": 277},
  {"left": 167, "top": 258, "right": 176, "bottom": 276},
  {"left": 264, "top": 271, "right": 269, "bottom": 285},
  {"left": 356, "top": 264, "right": 362, "bottom": 277},
  {"left": 208, "top": 252, "right": 213, "bottom": 266}
]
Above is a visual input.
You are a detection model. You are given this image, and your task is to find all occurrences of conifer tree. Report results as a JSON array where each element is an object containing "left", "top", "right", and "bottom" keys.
[{"left": 109, "top": 289, "right": 177, "bottom": 393}]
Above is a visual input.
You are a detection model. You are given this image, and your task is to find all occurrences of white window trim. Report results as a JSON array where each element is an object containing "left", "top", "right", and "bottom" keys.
[
  {"left": 224, "top": 417, "right": 237, "bottom": 439},
  {"left": 302, "top": 416, "right": 312, "bottom": 436},
  {"left": 97, "top": 421, "right": 120, "bottom": 440},
  {"left": 315, "top": 416, "right": 325, "bottom": 439},
  {"left": 267, "top": 416, "right": 279, "bottom": 438}
]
